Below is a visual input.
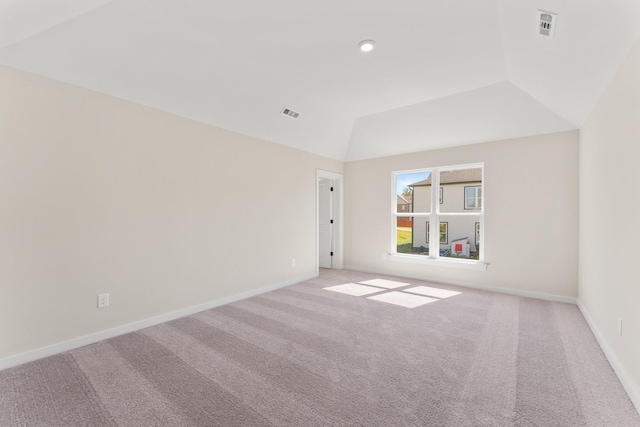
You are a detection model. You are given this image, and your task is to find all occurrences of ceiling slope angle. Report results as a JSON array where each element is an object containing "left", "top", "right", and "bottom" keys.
[
  {"left": 0, "top": 0, "right": 638, "bottom": 161},
  {"left": 0, "top": 0, "right": 507, "bottom": 161},
  {"left": 346, "top": 81, "right": 575, "bottom": 161},
  {"left": 496, "top": 0, "right": 640, "bottom": 127},
  {"left": 0, "top": 0, "right": 115, "bottom": 50}
]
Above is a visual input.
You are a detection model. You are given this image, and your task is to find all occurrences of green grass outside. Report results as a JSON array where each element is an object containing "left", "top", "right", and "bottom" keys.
[
  {"left": 396, "top": 228, "right": 413, "bottom": 253},
  {"left": 397, "top": 243, "right": 414, "bottom": 253},
  {"left": 396, "top": 228, "right": 412, "bottom": 245}
]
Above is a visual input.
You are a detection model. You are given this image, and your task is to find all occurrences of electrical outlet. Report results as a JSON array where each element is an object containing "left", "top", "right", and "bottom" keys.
[
  {"left": 98, "top": 293, "right": 109, "bottom": 308},
  {"left": 291, "top": 258, "right": 296, "bottom": 267}
]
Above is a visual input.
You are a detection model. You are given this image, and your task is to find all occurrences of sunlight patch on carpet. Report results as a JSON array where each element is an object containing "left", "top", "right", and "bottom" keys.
[
  {"left": 403, "top": 286, "right": 461, "bottom": 299},
  {"left": 367, "top": 291, "right": 437, "bottom": 308},
  {"left": 324, "top": 279, "right": 461, "bottom": 309},
  {"left": 359, "top": 279, "right": 409, "bottom": 289},
  {"left": 324, "top": 283, "right": 386, "bottom": 296}
]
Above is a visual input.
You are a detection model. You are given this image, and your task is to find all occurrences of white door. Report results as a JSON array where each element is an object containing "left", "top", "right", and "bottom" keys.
[{"left": 318, "top": 178, "right": 333, "bottom": 269}]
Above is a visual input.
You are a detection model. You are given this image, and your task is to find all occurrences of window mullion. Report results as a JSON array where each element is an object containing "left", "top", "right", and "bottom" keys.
[{"left": 429, "top": 169, "right": 440, "bottom": 259}]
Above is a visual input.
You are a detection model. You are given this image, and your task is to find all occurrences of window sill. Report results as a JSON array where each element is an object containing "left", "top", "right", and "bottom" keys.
[{"left": 388, "top": 254, "right": 488, "bottom": 271}]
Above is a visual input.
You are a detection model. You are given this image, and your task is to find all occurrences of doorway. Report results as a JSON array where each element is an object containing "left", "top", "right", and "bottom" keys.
[
  {"left": 317, "top": 170, "right": 343, "bottom": 273},
  {"left": 318, "top": 177, "right": 333, "bottom": 269}
]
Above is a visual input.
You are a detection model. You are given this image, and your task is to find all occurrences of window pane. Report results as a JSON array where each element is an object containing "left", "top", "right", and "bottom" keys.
[
  {"left": 426, "top": 221, "right": 449, "bottom": 253},
  {"left": 438, "top": 214, "right": 480, "bottom": 260},
  {"left": 396, "top": 171, "right": 430, "bottom": 214},
  {"left": 439, "top": 167, "right": 482, "bottom": 213},
  {"left": 439, "top": 222, "right": 448, "bottom": 243},
  {"left": 464, "top": 186, "right": 482, "bottom": 210},
  {"left": 397, "top": 217, "right": 428, "bottom": 255},
  {"left": 426, "top": 222, "right": 429, "bottom": 243},
  {"left": 393, "top": 164, "right": 483, "bottom": 262}
]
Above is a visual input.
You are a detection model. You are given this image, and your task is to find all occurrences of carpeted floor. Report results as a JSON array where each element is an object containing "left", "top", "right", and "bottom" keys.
[{"left": 1, "top": 269, "right": 639, "bottom": 426}]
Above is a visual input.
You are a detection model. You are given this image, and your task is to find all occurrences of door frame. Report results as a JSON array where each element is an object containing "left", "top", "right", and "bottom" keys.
[{"left": 316, "top": 169, "right": 343, "bottom": 274}]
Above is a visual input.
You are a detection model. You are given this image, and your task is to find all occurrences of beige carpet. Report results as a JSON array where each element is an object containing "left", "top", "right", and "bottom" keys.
[{"left": 1, "top": 269, "right": 638, "bottom": 426}]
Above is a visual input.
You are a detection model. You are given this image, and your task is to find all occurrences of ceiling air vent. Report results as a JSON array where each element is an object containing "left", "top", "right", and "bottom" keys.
[
  {"left": 538, "top": 10, "right": 557, "bottom": 38},
  {"left": 281, "top": 107, "right": 300, "bottom": 119}
]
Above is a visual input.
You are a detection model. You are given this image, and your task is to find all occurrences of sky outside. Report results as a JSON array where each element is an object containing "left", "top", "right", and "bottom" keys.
[{"left": 396, "top": 172, "right": 429, "bottom": 195}]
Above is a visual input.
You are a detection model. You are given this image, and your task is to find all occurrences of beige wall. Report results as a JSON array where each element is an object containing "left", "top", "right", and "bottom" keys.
[
  {"left": 0, "top": 66, "right": 342, "bottom": 360},
  {"left": 580, "top": 37, "right": 640, "bottom": 403},
  {"left": 344, "top": 131, "right": 579, "bottom": 298}
]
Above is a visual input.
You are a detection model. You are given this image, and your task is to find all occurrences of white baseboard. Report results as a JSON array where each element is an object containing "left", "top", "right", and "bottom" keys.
[
  {"left": 577, "top": 300, "right": 640, "bottom": 415},
  {"left": 0, "top": 274, "right": 317, "bottom": 372},
  {"left": 343, "top": 265, "right": 577, "bottom": 304}
]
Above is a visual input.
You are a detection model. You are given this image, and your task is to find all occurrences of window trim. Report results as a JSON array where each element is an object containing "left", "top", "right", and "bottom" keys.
[
  {"left": 391, "top": 163, "right": 486, "bottom": 269},
  {"left": 389, "top": 253, "right": 488, "bottom": 270}
]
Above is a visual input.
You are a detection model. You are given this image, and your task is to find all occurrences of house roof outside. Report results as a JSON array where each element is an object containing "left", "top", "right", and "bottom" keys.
[
  {"left": 409, "top": 169, "right": 481, "bottom": 187},
  {"left": 397, "top": 195, "right": 412, "bottom": 204}
]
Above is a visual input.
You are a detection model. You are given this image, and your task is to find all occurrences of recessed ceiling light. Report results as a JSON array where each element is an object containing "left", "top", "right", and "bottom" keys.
[{"left": 358, "top": 40, "right": 376, "bottom": 52}]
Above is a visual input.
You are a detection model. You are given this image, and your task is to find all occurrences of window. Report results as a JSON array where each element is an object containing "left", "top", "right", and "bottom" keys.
[
  {"left": 465, "top": 186, "right": 482, "bottom": 210},
  {"left": 426, "top": 222, "right": 448, "bottom": 244},
  {"left": 393, "top": 164, "right": 484, "bottom": 266}
]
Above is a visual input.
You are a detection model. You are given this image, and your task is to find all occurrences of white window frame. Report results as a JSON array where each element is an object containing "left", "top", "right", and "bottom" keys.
[{"left": 391, "top": 163, "right": 486, "bottom": 270}]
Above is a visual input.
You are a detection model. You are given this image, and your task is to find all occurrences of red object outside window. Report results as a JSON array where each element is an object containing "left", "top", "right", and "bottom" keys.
[{"left": 455, "top": 243, "right": 463, "bottom": 252}]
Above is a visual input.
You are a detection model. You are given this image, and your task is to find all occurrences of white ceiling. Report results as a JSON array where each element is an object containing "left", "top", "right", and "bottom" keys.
[{"left": 1, "top": 0, "right": 639, "bottom": 161}]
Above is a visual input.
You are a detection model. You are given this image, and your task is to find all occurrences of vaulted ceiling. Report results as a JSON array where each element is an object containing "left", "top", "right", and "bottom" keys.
[{"left": 1, "top": 0, "right": 639, "bottom": 161}]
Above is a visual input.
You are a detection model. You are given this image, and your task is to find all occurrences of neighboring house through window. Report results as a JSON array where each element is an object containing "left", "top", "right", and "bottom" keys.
[
  {"left": 396, "top": 194, "right": 412, "bottom": 213},
  {"left": 393, "top": 164, "right": 484, "bottom": 264}
]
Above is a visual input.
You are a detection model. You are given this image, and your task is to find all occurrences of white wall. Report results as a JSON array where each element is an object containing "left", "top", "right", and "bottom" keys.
[
  {"left": 344, "top": 131, "right": 579, "bottom": 299},
  {"left": 579, "top": 36, "right": 640, "bottom": 407},
  {"left": 0, "top": 66, "right": 342, "bottom": 361}
]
